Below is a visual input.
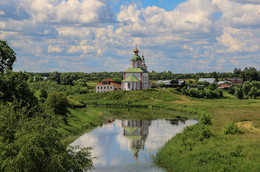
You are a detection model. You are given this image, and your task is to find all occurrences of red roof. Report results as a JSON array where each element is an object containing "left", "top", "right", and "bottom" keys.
[
  {"left": 102, "top": 78, "right": 114, "bottom": 82},
  {"left": 96, "top": 82, "right": 121, "bottom": 87},
  {"left": 218, "top": 85, "right": 231, "bottom": 88}
]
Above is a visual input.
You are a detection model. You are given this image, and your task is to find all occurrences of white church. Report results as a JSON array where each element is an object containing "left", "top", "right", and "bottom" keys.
[{"left": 121, "top": 47, "right": 152, "bottom": 90}]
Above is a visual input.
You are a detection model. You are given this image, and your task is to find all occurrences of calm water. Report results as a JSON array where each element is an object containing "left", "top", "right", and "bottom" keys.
[{"left": 71, "top": 119, "right": 197, "bottom": 172}]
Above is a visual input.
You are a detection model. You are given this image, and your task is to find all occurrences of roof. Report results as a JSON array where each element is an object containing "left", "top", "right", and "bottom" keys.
[
  {"left": 198, "top": 78, "right": 216, "bottom": 83},
  {"left": 130, "top": 54, "right": 142, "bottom": 61},
  {"left": 102, "top": 78, "right": 114, "bottom": 82},
  {"left": 224, "top": 78, "right": 243, "bottom": 83},
  {"left": 124, "top": 67, "right": 148, "bottom": 73},
  {"left": 122, "top": 75, "right": 140, "bottom": 82},
  {"left": 96, "top": 82, "right": 121, "bottom": 86},
  {"left": 218, "top": 85, "right": 231, "bottom": 88}
]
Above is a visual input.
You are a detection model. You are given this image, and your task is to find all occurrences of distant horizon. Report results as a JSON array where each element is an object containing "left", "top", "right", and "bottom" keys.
[{"left": 1, "top": 0, "right": 260, "bottom": 73}]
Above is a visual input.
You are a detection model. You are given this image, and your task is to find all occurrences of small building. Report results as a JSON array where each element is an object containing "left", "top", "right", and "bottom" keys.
[
  {"left": 198, "top": 78, "right": 217, "bottom": 84},
  {"left": 96, "top": 79, "right": 121, "bottom": 93},
  {"left": 224, "top": 78, "right": 243, "bottom": 85},
  {"left": 218, "top": 81, "right": 232, "bottom": 85},
  {"left": 218, "top": 84, "right": 231, "bottom": 91},
  {"left": 157, "top": 80, "right": 171, "bottom": 85},
  {"left": 164, "top": 79, "right": 186, "bottom": 88}
]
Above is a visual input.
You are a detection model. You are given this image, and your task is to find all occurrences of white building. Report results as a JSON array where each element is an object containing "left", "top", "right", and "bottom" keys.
[{"left": 121, "top": 47, "right": 152, "bottom": 90}]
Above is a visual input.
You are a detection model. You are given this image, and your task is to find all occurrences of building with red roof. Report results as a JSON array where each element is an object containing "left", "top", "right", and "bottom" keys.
[{"left": 96, "top": 79, "right": 121, "bottom": 93}]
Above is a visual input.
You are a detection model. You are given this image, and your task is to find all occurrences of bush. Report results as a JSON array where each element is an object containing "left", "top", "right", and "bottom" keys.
[
  {"left": 223, "top": 122, "right": 245, "bottom": 135},
  {"left": 234, "top": 87, "right": 243, "bottom": 99},
  {"left": 199, "top": 127, "right": 213, "bottom": 141},
  {"left": 199, "top": 113, "right": 212, "bottom": 125}
]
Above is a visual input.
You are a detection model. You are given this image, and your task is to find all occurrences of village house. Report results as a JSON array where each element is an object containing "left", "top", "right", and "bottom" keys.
[
  {"left": 157, "top": 79, "right": 186, "bottom": 88},
  {"left": 96, "top": 78, "right": 121, "bottom": 93},
  {"left": 198, "top": 78, "right": 217, "bottom": 84},
  {"left": 224, "top": 78, "right": 243, "bottom": 85},
  {"left": 121, "top": 47, "right": 152, "bottom": 90},
  {"left": 217, "top": 80, "right": 232, "bottom": 85},
  {"left": 218, "top": 84, "right": 231, "bottom": 90}
]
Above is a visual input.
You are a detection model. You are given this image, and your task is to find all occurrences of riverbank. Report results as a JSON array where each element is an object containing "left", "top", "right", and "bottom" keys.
[
  {"left": 154, "top": 97, "right": 260, "bottom": 171},
  {"left": 67, "top": 89, "right": 260, "bottom": 171}
]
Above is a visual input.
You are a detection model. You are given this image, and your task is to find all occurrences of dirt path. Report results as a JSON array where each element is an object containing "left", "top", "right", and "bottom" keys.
[
  {"left": 236, "top": 121, "right": 260, "bottom": 134},
  {"left": 170, "top": 95, "right": 195, "bottom": 104}
]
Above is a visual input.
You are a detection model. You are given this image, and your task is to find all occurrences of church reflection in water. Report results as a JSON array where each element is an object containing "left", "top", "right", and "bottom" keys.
[{"left": 122, "top": 120, "right": 151, "bottom": 160}]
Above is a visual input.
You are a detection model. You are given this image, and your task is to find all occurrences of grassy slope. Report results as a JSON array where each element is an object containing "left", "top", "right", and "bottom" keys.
[{"left": 155, "top": 96, "right": 260, "bottom": 171}]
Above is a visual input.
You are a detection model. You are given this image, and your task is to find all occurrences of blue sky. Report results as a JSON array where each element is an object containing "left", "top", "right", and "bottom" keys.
[{"left": 0, "top": 0, "right": 260, "bottom": 73}]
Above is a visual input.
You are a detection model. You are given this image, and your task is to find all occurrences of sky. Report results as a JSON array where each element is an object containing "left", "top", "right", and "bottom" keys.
[{"left": 0, "top": 0, "right": 260, "bottom": 73}]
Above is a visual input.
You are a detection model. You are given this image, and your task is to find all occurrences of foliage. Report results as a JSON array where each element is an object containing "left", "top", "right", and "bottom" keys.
[
  {"left": 29, "top": 80, "right": 89, "bottom": 96},
  {"left": 199, "top": 113, "right": 212, "bottom": 125},
  {"left": 0, "top": 40, "right": 16, "bottom": 73},
  {"left": 0, "top": 71, "right": 38, "bottom": 112},
  {"left": 39, "top": 88, "right": 48, "bottom": 103},
  {"left": 0, "top": 104, "right": 94, "bottom": 172},
  {"left": 199, "top": 127, "right": 213, "bottom": 141},
  {"left": 208, "top": 83, "right": 217, "bottom": 90},
  {"left": 234, "top": 86, "right": 243, "bottom": 99},
  {"left": 248, "top": 86, "right": 257, "bottom": 99},
  {"left": 223, "top": 122, "right": 245, "bottom": 135},
  {"left": 228, "top": 85, "right": 235, "bottom": 94},
  {"left": 158, "top": 82, "right": 165, "bottom": 87},
  {"left": 182, "top": 88, "right": 223, "bottom": 99},
  {"left": 45, "top": 92, "right": 69, "bottom": 124}
]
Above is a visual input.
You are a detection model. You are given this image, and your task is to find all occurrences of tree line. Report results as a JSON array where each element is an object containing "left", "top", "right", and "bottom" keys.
[{"left": 21, "top": 67, "right": 260, "bottom": 85}]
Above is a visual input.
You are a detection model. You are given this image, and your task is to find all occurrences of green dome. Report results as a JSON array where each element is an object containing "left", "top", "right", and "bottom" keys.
[{"left": 131, "top": 55, "right": 142, "bottom": 61}]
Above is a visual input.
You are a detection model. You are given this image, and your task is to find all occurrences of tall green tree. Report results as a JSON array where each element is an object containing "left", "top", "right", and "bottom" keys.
[
  {"left": 45, "top": 92, "right": 69, "bottom": 124},
  {"left": 0, "top": 71, "right": 38, "bottom": 112},
  {"left": 0, "top": 40, "right": 16, "bottom": 73}
]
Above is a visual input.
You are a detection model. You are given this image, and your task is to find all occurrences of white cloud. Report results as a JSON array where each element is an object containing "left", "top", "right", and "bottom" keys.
[
  {"left": 2, "top": 0, "right": 260, "bottom": 72},
  {"left": 67, "top": 45, "right": 95, "bottom": 54},
  {"left": 48, "top": 45, "right": 62, "bottom": 53},
  {"left": 19, "top": 0, "right": 115, "bottom": 24}
]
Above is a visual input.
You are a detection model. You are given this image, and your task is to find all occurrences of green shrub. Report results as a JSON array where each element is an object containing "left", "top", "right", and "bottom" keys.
[
  {"left": 223, "top": 122, "right": 245, "bottom": 134},
  {"left": 199, "top": 113, "right": 212, "bottom": 125},
  {"left": 199, "top": 127, "right": 213, "bottom": 141}
]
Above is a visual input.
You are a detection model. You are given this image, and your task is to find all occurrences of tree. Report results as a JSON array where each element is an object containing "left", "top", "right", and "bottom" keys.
[
  {"left": 0, "top": 40, "right": 16, "bottom": 73},
  {"left": 242, "top": 67, "right": 259, "bottom": 81},
  {"left": 45, "top": 92, "right": 69, "bottom": 124},
  {"left": 0, "top": 71, "right": 38, "bottom": 113},
  {"left": 39, "top": 88, "right": 48, "bottom": 103},
  {"left": 208, "top": 83, "right": 217, "bottom": 90},
  {"left": 242, "top": 81, "right": 251, "bottom": 96},
  {"left": 248, "top": 86, "right": 257, "bottom": 99},
  {"left": 49, "top": 71, "right": 61, "bottom": 84},
  {"left": 235, "top": 87, "right": 243, "bottom": 99}
]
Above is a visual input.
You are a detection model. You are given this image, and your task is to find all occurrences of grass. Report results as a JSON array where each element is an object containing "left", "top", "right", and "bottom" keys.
[{"left": 154, "top": 91, "right": 260, "bottom": 171}]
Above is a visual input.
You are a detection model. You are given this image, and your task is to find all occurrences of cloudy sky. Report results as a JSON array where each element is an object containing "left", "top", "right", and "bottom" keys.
[{"left": 0, "top": 0, "right": 260, "bottom": 73}]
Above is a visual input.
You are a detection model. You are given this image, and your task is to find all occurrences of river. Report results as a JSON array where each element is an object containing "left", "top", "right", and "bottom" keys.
[{"left": 71, "top": 118, "right": 197, "bottom": 172}]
